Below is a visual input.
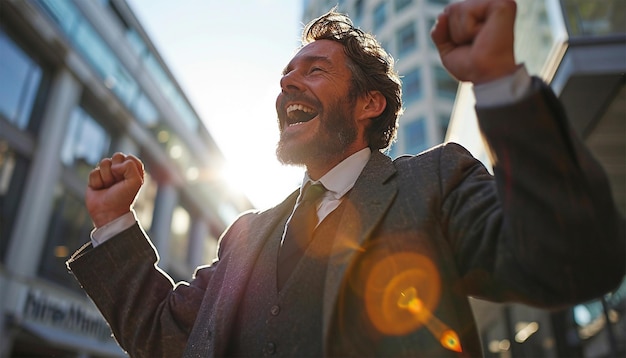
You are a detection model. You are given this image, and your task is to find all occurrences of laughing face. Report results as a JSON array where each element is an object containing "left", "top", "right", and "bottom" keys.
[{"left": 275, "top": 40, "right": 367, "bottom": 176}]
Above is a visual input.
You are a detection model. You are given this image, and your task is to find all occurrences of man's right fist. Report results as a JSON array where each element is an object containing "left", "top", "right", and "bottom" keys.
[{"left": 86, "top": 152, "right": 144, "bottom": 228}]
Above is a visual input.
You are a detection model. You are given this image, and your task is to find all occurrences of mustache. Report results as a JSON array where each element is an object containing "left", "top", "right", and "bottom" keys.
[
  {"left": 276, "top": 93, "right": 321, "bottom": 130},
  {"left": 277, "top": 92, "right": 321, "bottom": 115}
]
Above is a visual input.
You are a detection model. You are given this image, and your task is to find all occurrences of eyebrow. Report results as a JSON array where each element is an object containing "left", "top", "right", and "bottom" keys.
[{"left": 282, "top": 55, "right": 334, "bottom": 76}]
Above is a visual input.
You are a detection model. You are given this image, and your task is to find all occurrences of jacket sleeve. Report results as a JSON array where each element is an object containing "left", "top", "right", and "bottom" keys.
[
  {"left": 67, "top": 223, "right": 215, "bottom": 357},
  {"left": 440, "top": 78, "right": 625, "bottom": 307}
]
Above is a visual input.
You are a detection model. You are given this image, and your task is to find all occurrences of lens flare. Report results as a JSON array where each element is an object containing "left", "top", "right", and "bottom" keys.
[
  {"left": 363, "top": 251, "right": 462, "bottom": 353},
  {"left": 440, "top": 329, "right": 462, "bottom": 353},
  {"left": 397, "top": 287, "right": 424, "bottom": 315},
  {"left": 395, "top": 287, "right": 463, "bottom": 353},
  {"left": 364, "top": 253, "right": 440, "bottom": 335}
]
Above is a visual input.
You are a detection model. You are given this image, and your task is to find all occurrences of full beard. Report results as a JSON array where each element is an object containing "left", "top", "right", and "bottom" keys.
[{"left": 276, "top": 101, "right": 358, "bottom": 167}]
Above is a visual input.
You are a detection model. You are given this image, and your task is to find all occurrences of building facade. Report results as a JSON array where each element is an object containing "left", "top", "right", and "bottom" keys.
[
  {"left": 447, "top": 0, "right": 625, "bottom": 357},
  {"left": 0, "top": 0, "right": 252, "bottom": 356},
  {"left": 303, "top": 0, "right": 458, "bottom": 157}
]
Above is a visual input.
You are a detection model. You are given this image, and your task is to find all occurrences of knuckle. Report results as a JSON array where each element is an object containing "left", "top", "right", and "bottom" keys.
[
  {"left": 99, "top": 158, "right": 112, "bottom": 167},
  {"left": 88, "top": 169, "right": 100, "bottom": 180},
  {"left": 111, "top": 152, "right": 126, "bottom": 163}
]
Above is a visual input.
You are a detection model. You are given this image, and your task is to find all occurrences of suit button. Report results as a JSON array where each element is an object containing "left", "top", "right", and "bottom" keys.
[
  {"left": 265, "top": 342, "right": 276, "bottom": 355},
  {"left": 270, "top": 305, "right": 280, "bottom": 316}
]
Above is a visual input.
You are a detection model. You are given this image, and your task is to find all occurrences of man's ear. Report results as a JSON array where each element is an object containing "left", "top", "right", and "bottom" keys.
[{"left": 356, "top": 90, "right": 387, "bottom": 122}]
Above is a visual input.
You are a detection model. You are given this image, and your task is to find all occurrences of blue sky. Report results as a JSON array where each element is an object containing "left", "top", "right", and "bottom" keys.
[{"left": 127, "top": 0, "right": 306, "bottom": 209}]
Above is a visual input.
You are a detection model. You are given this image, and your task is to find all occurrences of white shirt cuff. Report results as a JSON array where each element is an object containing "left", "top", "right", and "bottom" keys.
[
  {"left": 473, "top": 65, "right": 532, "bottom": 107},
  {"left": 90, "top": 211, "right": 137, "bottom": 247}
]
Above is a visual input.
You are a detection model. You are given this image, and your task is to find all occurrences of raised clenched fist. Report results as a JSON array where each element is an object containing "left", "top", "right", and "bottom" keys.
[
  {"left": 86, "top": 152, "right": 144, "bottom": 228},
  {"left": 431, "top": 0, "right": 518, "bottom": 84}
]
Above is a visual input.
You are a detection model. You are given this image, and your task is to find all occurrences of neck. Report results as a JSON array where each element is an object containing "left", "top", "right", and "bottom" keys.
[{"left": 306, "top": 144, "right": 368, "bottom": 180}]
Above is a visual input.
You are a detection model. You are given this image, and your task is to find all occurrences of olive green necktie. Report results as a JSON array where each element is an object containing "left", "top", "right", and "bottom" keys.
[{"left": 277, "top": 183, "right": 326, "bottom": 290}]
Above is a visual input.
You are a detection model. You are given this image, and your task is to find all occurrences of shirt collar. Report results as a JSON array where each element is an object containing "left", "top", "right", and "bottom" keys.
[{"left": 300, "top": 147, "right": 371, "bottom": 200}]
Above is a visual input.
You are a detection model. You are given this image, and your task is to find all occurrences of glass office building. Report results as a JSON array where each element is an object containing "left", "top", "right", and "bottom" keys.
[{"left": 0, "top": 0, "right": 252, "bottom": 356}]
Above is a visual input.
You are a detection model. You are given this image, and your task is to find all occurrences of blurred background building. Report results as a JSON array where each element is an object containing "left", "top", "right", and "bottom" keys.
[
  {"left": 0, "top": 0, "right": 252, "bottom": 356},
  {"left": 304, "top": 0, "right": 626, "bottom": 357}
]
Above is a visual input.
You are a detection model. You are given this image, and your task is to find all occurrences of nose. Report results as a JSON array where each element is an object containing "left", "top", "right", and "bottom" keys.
[{"left": 279, "top": 70, "right": 305, "bottom": 94}]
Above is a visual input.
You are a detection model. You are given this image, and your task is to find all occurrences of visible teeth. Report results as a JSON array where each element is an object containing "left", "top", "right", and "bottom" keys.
[{"left": 286, "top": 104, "right": 315, "bottom": 114}]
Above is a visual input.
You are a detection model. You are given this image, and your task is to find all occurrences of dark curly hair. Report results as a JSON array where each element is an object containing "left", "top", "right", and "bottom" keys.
[{"left": 301, "top": 9, "right": 403, "bottom": 151}]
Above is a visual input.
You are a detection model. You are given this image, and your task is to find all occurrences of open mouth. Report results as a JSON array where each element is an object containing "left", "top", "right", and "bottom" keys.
[{"left": 286, "top": 104, "right": 318, "bottom": 125}]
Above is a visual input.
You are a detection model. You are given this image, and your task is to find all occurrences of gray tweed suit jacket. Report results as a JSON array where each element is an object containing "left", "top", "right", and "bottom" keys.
[{"left": 68, "top": 79, "right": 625, "bottom": 357}]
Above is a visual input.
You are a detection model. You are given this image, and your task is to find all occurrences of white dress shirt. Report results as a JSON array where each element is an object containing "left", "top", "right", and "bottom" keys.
[{"left": 301, "top": 147, "right": 370, "bottom": 222}]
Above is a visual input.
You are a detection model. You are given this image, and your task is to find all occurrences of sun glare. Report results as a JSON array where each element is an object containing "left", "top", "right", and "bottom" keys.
[
  {"left": 126, "top": 0, "right": 305, "bottom": 209},
  {"left": 191, "top": 72, "right": 303, "bottom": 210},
  {"left": 219, "top": 154, "right": 302, "bottom": 210}
]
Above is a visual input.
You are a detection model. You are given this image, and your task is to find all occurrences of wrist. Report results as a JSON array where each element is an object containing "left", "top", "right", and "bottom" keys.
[
  {"left": 91, "top": 211, "right": 137, "bottom": 247},
  {"left": 473, "top": 65, "right": 531, "bottom": 107},
  {"left": 91, "top": 209, "right": 133, "bottom": 229},
  {"left": 473, "top": 61, "right": 518, "bottom": 85}
]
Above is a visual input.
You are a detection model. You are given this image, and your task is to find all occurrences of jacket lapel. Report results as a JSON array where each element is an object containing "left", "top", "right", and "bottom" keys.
[
  {"left": 209, "top": 190, "right": 299, "bottom": 356},
  {"left": 322, "top": 151, "right": 398, "bottom": 351}
]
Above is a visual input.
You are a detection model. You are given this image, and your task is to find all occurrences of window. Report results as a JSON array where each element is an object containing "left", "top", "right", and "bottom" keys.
[
  {"left": 132, "top": 92, "right": 159, "bottom": 127},
  {"left": 126, "top": 28, "right": 148, "bottom": 58},
  {"left": 39, "top": 0, "right": 80, "bottom": 33},
  {"left": 404, "top": 118, "right": 428, "bottom": 154},
  {"left": 0, "top": 143, "right": 29, "bottom": 262},
  {"left": 0, "top": 30, "right": 43, "bottom": 131},
  {"left": 395, "top": 0, "right": 413, "bottom": 12},
  {"left": 74, "top": 23, "right": 139, "bottom": 104},
  {"left": 61, "top": 107, "right": 111, "bottom": 170},
  {"left": 397, "top": 22, "right": 417, "bottom": 56},
  {"left": 144, "top": 54, "right": 199, "bottom": 131},
  {"left": 428, "top": 0, "right": 450, "bottom": 5},
  {"left": 434, "top": 66, "right": 458, "bottom": 100},
  {"left": 373, "top": 2, "right": 388, "bottom": 31},
  {"left": 39, "top": 186, "right": 93, "bottom": 291},
  {"left": 563, "top": 0, "right": 626, "bottom": 36},
  {"left": 354, "top": 0, "right": 364, "bottom": 21},
  {"left": 402, "top": 68, "right": 423, "bottom": 103},
  {"left": 39, "top": 0, "right": 140, "bottom": 112}
]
